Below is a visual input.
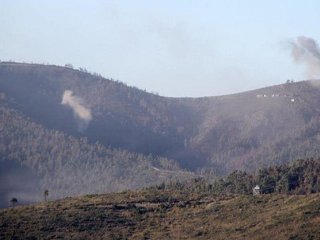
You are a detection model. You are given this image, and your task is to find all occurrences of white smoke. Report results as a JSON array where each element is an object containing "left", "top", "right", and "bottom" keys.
[
  {"left": 290, "top": 36, "right": 320, "bottom": 79},
  {"left": 61, "top": 90, "right": 92, "bottom": 130}
]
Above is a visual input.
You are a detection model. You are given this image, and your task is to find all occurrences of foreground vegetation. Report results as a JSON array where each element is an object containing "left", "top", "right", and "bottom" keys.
[
  {"left": 1, "top": 189, "right": 320, "bottom": 239},
  {"left": 1, "top": 158, "right": 319, "bottom": 239}
]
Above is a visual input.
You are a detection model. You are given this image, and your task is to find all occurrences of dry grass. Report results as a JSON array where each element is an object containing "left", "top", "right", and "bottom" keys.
[{"left": 1, "top": 190, "right": 320, "bottom": 239}]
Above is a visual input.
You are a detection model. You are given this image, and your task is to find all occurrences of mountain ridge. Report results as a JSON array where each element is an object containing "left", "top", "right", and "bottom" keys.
[{"left": 2, "top": 62, "right": 320, "bottom": 206}]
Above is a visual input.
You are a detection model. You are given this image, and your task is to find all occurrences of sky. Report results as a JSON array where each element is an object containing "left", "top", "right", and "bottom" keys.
[{"left": 1, "top": 1, "right": 320, "bottom": 97}]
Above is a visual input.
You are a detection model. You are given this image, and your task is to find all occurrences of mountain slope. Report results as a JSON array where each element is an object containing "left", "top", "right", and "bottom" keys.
[
  {"left": 193, "top": 81, "right": 320, "bottom": 172},
  {"left": 1, "top": 62, "right": 320, "bottom": 173},
  {"left": 2, "top": 62, "right": 320, "bottom": 207},
  {"left": 0, "top": 100, "right": 193, "bottom": 208},
  {"left": 0, "top": 62, "right": 206, "bottom": 169}
]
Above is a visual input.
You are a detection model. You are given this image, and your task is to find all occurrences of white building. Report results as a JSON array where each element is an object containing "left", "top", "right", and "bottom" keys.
[{"left": 253, "top": 185, "right": 261, "bottom": 195}]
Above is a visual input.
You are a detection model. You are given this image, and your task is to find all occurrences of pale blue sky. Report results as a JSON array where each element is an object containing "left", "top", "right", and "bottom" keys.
[{"left": 1, "top": 1, "right": 320, "bottom": 97}]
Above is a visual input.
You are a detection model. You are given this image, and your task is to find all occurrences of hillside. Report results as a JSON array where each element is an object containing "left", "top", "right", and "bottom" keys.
[
  {"left": 2, "top": 62, "right": 320, "bottom": 206},
  {"left": 0, "top": 98, "right": 193, "bottom": 208},
  {"left": 1, "top": 189, "right": 320, "bottom": 239},
  {"left": 1, "top": 158, "right": 320, "bottom": 239},
  {"left": 2, "top": 62, "right": 320, "bottom": 173}
]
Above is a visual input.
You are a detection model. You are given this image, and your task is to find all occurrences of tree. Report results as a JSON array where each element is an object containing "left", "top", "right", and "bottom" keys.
[
  {"left": 65, "top": 63, "right": 74, "bottom": 69},
  {"left": 10, "top": 198, "right": 18, "bottom": 207},
  {"left": 44, "top": 190, "right": 49, "bottom": 202},
  {"left": 258, "top": 169, "right": 276, "bottom": 194}
]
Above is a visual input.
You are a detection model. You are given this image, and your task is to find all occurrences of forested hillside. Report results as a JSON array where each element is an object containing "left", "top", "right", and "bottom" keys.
[
  {"left": 2, "top": 62, "right": 320, "bottom": 173},
  {"left": 0, "top": 100, "right": 193, "bottom": 208},
  {"left": 2, "top": 62, "right": 320, "bottom": 207},
  {"left": 0, "top": 62, "right": 206, "bottom": 169}
]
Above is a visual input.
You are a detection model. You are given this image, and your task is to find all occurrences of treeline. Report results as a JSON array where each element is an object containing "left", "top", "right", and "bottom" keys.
[{"left": 153, "top": 158, "right": 320, "bottom": 195}]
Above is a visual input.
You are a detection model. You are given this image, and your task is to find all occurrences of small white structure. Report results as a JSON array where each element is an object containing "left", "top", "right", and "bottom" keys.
[
  {"left": 291, "top": 98, "right": 295, "bottom": 102},
  {"left": 253, "top": 185, "right": 261, "bottom": 196}
]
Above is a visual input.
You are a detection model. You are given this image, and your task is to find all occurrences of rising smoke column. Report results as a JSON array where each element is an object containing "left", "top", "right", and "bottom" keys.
[
  {"left": 290, "top": 36, "right": 320, "bottom": 79},
  {"left": 61, "top": 90, "right": 92, "bottom": 131}
]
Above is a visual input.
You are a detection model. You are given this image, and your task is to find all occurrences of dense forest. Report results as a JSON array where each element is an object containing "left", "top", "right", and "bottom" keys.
[
  {"left": 158, "top": 158, "right": 320, "bottom": 195},
  {"left": 2, "top": 62, "right": 320, "bottom": 207},
  {"left": 2, "top": 62, "right": 320, "bottom": 173},
  {"left": 0, "top": 101, "right": 193, "bottom": 207}
]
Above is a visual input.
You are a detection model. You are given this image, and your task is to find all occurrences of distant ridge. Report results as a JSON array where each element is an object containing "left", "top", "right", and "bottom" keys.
[{"left": 2, "top": 62, "right": 320, "bottom": 205}]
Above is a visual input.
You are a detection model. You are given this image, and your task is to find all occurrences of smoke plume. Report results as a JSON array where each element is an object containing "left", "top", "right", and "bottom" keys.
[
  {"left": 61, "top": 90, "right": 92, "bottom": 130},
  {"left": 290, "top": 36, "right": 320, "bottom": 79}
]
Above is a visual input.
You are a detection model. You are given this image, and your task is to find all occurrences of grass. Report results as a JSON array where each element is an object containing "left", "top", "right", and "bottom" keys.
[{"left": 1, "top": 190, "right": 320, "bottom": 239}]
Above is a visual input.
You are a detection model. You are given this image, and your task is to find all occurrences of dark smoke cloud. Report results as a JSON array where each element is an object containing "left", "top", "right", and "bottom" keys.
[{"left": 290, "top": 36, "right": 320, "bottom": 79}]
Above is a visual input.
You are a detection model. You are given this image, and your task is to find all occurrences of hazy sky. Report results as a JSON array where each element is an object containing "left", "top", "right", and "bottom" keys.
[{"left": 1, "top": 1, "right": 320, "bottom": 97}]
